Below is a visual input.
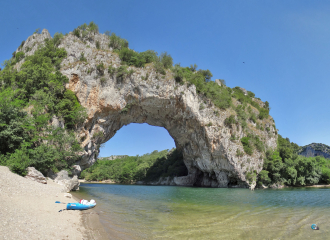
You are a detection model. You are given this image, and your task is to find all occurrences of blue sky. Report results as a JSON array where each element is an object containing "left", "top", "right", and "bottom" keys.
[{"left": 1, "top": 1, "right": 329, "bottom": 156}]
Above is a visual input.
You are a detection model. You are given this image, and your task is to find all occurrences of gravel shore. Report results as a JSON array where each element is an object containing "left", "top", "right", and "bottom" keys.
[{"left": 0, "top": 166, "right": 101, "bottom": 239}]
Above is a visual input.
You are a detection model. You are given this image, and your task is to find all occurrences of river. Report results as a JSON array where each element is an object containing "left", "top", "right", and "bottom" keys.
[{"left": 73, "top": 183, "right": 330, "bottom": 239}]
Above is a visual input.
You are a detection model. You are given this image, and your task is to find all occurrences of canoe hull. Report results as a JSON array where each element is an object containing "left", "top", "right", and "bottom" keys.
[{"left": 66, "top": 202, "right": 96, "bottom": 210}]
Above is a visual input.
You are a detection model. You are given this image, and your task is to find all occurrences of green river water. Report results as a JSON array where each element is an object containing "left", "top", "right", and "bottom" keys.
[{"left": 73, "top": 183, "right": 330, "bottom": 239}]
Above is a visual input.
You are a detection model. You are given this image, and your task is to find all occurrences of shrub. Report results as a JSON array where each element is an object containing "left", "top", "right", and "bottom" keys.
[
  {"left": 72, "top": 22, "right": 99, "bottom": 40},
  {"left": 127, "top": 69, "right": 134, "bottom": 76},
  {"left": 160, "top": 52, "right": 173, "bottom": 69},
  {"left": 88, "top": 21, "right": 99, "bottom": 34},
  {"left": 53, "top": 32, "right": 64, "bottom": 47},
  {"left": 34, "top": 28, "right": 41, "bottom": 34},
  {"left": 189, "top": 64, "right": 198, "bottom": 72},
  {"left": 92, "top": 130, "right": 104, "bottom": 140},
  {"left": 108, "top": 65, "right": 115, "bottom": 76},
  {"left": 120, "top": 103, "right": 132, "bottom": 114},
  {"left": 198, "top": 69, "right": 213, "bottom": 82},
  {"left": 258, "top": 108, "right": 269, "bottom": 120},
  {"left": 19, "top": 40, "right": 25, "bottom": 50},
  {"left": 154, "top": 61, "right": 166, "bottom": 75},
  {"left": 236, "top": 149, "right": 243, "bottom": 157},
  {"left": 116, "top": 66, "right": 128, "bottom": 82},
  {"left": 140, "top": 50, "right": 158, "bottom": 63},
  {"left": 96, "top": 41, "right": 100, "bottom": 49},
  {"left": 15, "top": 52, "right": 25, "bottom": 62},
  {"left": 258, "top": 170, "right": 271, "bottom": 185},
  {"left": 119, "top": 48, "right": 145, "bottom": 67},
  {"left": 109, "top": 33, "right": 128, "bottom": 50},
  {"left": 79, "top": 52, "right": 87, "bottom": 62},
  {"left": 249, "top": 113, "right": 256, "bottom": 123},
  {"left": 246, "top": 171, "right": 257, "bottom": 183},
  {"left": 247, "top": 91, "right": 255, "bottom": 98},
  {"left": 100, "top": 77, "right": 106, "bottom": 84},
  {"left": 173, "top": 64, "right": 185, "bottom": 83},
  {"left": 96, "top": 63, "right": 105, "bottom": 75},
  {"left": 241, "top": 137, "right": 253, "bottom": 155},
  {"left": 230, "top": 134, "right": 236, "bottom": 141},
  {"left": 73, "top": 28, "right": 80, "bottom": 38},
  {"left": 224, "top": 115, "right": 236, "bottom": 126}
]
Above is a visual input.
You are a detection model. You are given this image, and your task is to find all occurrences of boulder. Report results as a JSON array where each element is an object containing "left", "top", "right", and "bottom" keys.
[
  {"left": 215, "top": 79, "right": 222, "bottom": 87},
  {"left": 239, "top": 87, "right": 248, "bottom": 95},
  {"left": 48, "top": 170, "right": 80, "bottom": 192},
  {"left": 72, "top": 165, "right": 81, "bottom": 176},
  {"left": 25, "top": 167, "right": 47, "bottom": 184}
]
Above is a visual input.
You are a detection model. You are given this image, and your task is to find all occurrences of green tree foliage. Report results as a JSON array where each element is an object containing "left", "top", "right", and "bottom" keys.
[
  {"left": 159, "top": 52, "right": 173, "bottom": 69},
  {"left": 96, "top": 63, "right": 105, "bottom": 75},
  {"left": 118, "top": 47, "right": 159, "bottom": 68},
  {"left": 108, "top": 33, "right": 128, "bottom": 50},
  {"left": 73, "top": 22, "right": 99, "bottom": 40},
  {"left": 0, "top": 35, "right": 86, "bottom": 176},
  {"left": 258, "top": 135, "right": 330, "bottom": 187},
  {"left": 171, "top": 64, "right": 232, "bottom": 109},
  {"left": 0, "top": 90, "right": 29, "bottom": 155},
  {"left": 224, "top": 115, "right": 236, "bottom": 127},
  {"left": 241, "top": 137, "right": 253, "bottom": 155},
  {"left": 80, "top": 149, "right": 188, "bottom": 182}
]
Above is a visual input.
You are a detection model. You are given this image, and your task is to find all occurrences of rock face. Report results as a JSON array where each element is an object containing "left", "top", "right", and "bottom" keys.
[
  {"left": 298, "top": 143, "right": 330, "bottom": 159},
  {"left": 17, "top": 29, "right": 278, "bottom": 189},
  {"left": 48, "top": 170, "right": 80, "bottom": 192},
  {"left": 25, "top": 167, "right": 47, "bottom": 184}
]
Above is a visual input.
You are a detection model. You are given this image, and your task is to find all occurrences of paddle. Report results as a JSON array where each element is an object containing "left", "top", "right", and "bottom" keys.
[{"left": 55, "top": 201, "right": 67, "bottom": 204}]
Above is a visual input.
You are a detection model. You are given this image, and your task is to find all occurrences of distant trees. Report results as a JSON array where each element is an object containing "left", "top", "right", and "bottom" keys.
[
  {"left": 258, "top": 135, "right": 330, "bottom": 187},
  {"left": 80, "top": 149, "right": 188, "bottom": 182}
]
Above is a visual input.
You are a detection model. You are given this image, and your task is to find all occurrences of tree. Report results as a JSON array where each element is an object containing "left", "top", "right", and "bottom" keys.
[
  {"left": 160, "top": 52, "right": 173, "bottom": 69},
  {"left": 198, "top": 69, "right": 213, "bottom": 82}
]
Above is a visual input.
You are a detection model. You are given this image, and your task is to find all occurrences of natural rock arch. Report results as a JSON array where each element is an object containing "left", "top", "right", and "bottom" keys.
[{"left": 18, "top": 29, "right": 277, "bottom": 188}]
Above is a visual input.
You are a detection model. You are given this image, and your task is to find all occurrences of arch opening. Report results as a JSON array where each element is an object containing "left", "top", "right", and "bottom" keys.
[{"left": 82, "top": 123, "right": 189, "bottom": 184}]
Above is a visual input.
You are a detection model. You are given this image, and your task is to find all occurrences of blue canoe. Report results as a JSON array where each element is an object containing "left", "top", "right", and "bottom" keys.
[{"left": 66, "top": 202, "right": 96, "bottom": 210}]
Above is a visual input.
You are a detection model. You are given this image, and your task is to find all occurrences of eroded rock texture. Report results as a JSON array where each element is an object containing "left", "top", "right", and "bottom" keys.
[{"left": 17, "top": 29, "right": 278, "bottom": 189}]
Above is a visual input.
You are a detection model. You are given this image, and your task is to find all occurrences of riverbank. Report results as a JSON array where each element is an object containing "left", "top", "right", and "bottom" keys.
[
  {"left": 79, "top": 179, "right": 117, "bottom": 184},
  {"left": 0, "top": 166, "right": 106, "bottom": 239}
]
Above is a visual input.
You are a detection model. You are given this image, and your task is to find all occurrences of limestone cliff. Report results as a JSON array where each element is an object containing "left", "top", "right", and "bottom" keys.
[{"left": 15, "top": 29, "right": 277, "bottom": 189}]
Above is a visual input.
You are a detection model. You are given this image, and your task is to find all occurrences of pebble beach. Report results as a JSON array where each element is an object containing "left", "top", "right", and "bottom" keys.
[{"left": 0, "top": 166, "right": 107, "bottom": 240}]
